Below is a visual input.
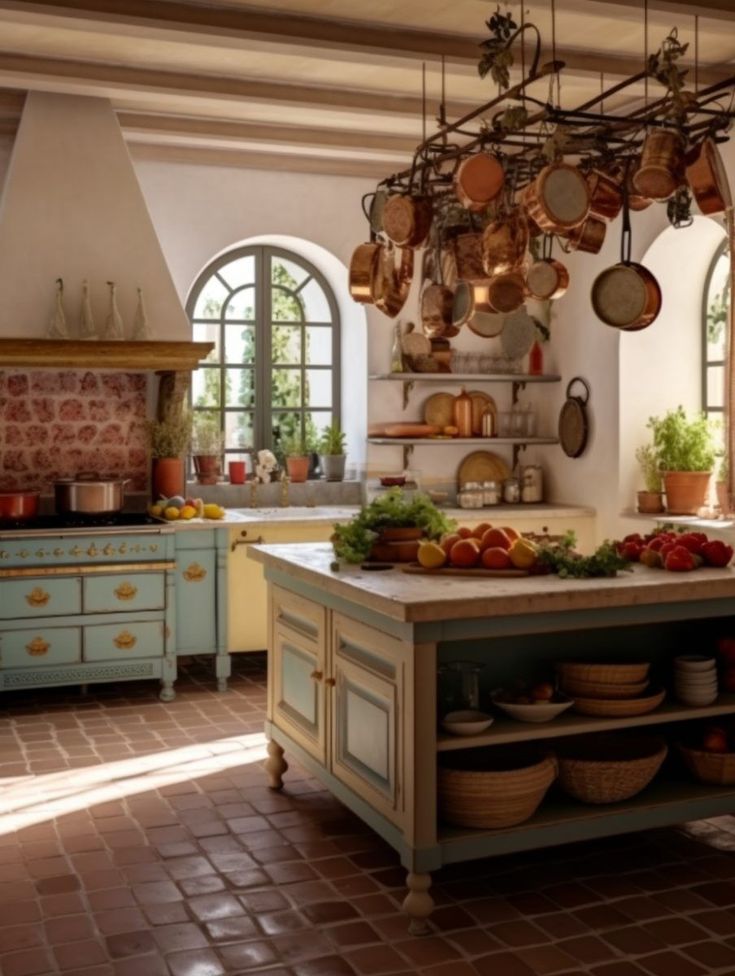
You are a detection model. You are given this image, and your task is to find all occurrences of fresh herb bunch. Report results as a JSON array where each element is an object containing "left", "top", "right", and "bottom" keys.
[
  {"left": 647, "top": 407, "right": 716, "bottom": 473},
  {"left": 478, "top": 10, "right": 518, "bottom": 88},
  {"left": 332, "top": 489, "right": 455, "bottom": 564},
  {"left": 536, "top": 539, "right": 631, "bottom": 579},
  {"left": 648, "top": 28, "right": 690, "bottom": 119}
]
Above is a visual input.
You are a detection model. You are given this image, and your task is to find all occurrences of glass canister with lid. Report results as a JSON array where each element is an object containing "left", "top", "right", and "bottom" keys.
[
  {"left": 482, "top": 480, "right": 502, "bottom": 506},
  {"left": 457, "top": 481, "right": 485, "bottom": 509},
  {"left": 502, "top": 476, "right": 521, "bottom": 504}
]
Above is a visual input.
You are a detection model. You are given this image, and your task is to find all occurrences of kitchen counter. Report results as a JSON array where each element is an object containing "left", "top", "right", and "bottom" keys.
[
  {"left": 249, "top": 542, "right": 734, "bottom": 624},
  {"left": 257, "top": 541, "right": 735, "bottom": 933}
]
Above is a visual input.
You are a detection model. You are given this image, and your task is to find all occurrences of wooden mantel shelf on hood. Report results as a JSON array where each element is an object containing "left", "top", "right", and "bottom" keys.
[{"left": 0, "top": 338, "right": 214, "bottom": 371}]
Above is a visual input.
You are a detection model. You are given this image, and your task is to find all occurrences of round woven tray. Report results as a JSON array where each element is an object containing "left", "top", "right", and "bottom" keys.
[
  {"left": 556, "top": 661, "right": 651, "bottom": 685},
  {"left": 678, "top": 744, "right": 735, "bottom": 786},
  {"left": 439, "top": 747, "right": 557, "bottom": 829},
  {"left": 571, "top": 687, "right": 665, "bottom": 718},
  {"left": 560, "top": 676, "right": 649, "bottom": 700},
  {"left": 558, "top": 734, "right": 667, "bottom": 804}
]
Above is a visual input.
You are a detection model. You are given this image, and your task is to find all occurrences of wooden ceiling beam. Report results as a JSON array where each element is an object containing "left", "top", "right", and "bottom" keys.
[
  {"left": 568, "top": 0, "right": 735, "bottom": 22},
  {"left": 0, "top": 0, "right": 730, "bottom": 86}
]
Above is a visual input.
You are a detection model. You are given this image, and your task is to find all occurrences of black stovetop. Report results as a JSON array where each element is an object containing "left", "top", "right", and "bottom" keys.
[{"left": 0, "top": 512, "right": 158, "bottom": 532}]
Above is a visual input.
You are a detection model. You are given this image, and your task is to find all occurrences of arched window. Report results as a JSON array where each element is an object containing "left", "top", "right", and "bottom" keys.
[
  {"left": 703, "top": 238, "right": 729, "bottom": 452},
  {"left": 187, "top": 245, "right": 340, "bottom": 458}
]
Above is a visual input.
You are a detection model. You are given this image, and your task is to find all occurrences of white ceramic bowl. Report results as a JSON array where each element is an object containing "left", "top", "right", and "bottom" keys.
[
  {"left": 492, "top": 695, "right": 574, "bottom": 724},
  {"left": 676, "top": 690, "right": 719, "bottom": 707},
  {"left": 675, "top": 676, "right": 718, "bottom": 689},
  {"left": 674, "top": 655, "right": 716, "bottom": 674},
  {"left": 442, "top": 710, "right": 494, "bottom": 736}
]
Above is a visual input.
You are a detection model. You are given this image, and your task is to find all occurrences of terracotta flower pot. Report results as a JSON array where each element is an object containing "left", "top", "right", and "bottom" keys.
[
  {"left": 664, "top": 471, "right": 712, "bottom": 516},
  {"left": 152, "top": 457, "right": 185, "bottom": 501},
  {"left": 286, "top": 456, "right": 310, "bottom": 483},
  {"left": 717, "top": 481, "right": 729, "bottom": 515},
  {"left": 193, "top": 454, "right": 221, "bottom": 486},
  {"left": 637, "top": 490, "right": 664, "bottom": 515}
]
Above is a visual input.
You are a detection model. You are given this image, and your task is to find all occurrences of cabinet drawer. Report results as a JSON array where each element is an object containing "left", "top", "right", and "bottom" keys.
[
  {"left": 272, "top": 585, "right": 325, "bottom": 645},
  {"left": 84, "top": 621, "right": 164, "bottom": 661},
  {"left": 0, "top": 578, "right": 81, "bottom": 620},
  {"left": 83, "top": 573, "right": 165, "bottom": 613},
  {"left": 1, "top": 626, "right": 81, "bottom": 667}
]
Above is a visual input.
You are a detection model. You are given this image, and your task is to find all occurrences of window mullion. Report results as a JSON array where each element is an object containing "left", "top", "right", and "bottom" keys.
[{"left": 258, "top": 248, "right": 272, "bottom": 450}]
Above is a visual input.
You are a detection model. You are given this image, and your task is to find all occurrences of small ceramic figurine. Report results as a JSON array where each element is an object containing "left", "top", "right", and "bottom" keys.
[
  {"left": 47, "top": 278, "right": 69, "bottom": 339},
  {"left": 255, "top": 449, "right": 278, "bottom": 484},
  {"left": 79, "top": 279, "right": 97, "bottom": 340},
  {"left": 103, "top": 280, "right": 125, "bottom": 340},
  {"left": 132, "top": 287, "right": 150, "bottom": 340}
]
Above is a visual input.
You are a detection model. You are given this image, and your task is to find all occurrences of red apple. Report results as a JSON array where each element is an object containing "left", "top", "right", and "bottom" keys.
[
  {"left": 717, "top": 638, "right": 735, "bottom": 667},
  {"left": 530, "top": 682, "right": 555, "bottom": 702},
  {"left": 721, "top": 668, "right": 735, "bottom": 694},
  {"left": 703, "top": 729, "right": 729, "bottom": 753}
]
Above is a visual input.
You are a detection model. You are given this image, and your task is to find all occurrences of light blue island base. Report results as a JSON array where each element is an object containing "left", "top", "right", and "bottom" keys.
[{"left": 251, "top": 542, "right": 735, "bottom": 933}]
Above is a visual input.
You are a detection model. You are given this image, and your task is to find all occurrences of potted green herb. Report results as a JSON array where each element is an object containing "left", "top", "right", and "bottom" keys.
[
  {"left": 318, "top": 424, "right": 347, "bottom": 482},
  {"left": 190, "top": 413, "right": 224, "bottom": 486},
  {"left": 647, "top": 407, "right": 716, "bottom": 515},
  {"left": 281, "top": 430, "right": 315, "bottom": 483},
  {"left": 146, "top": 408, "right": 190, "bottom": 501},
  {"left": 634, "top": 444, "right": 664, "bottom": 514}
]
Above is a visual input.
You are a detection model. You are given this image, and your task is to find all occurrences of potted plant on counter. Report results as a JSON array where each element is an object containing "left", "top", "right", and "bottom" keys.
[
  {"left": 280, "top": 430, "right": 315, "bottom": 483},
  {"left": 635, "top": 444, "right": 664, "bottom": 514},
  {"left": 191, "top": 413, "right": 224, "bottom": 486},
  {"left": 147, "top": 408, "right": 190, "bottom": 501},
  {"left": 318, "top": 424, "right": 347, "bottom": 482},
  {"left": 648, "top": 407, "right": 716, "bottom": 515}
]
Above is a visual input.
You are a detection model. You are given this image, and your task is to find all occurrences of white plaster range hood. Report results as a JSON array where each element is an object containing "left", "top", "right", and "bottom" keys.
[{"left": 0, "top": 91, "right": 191, "bottom": 345}]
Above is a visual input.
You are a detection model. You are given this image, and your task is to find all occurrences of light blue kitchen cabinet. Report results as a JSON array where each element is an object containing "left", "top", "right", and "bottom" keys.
[{"left": 173, "top": 526, "right": 230, "bottom": 691}]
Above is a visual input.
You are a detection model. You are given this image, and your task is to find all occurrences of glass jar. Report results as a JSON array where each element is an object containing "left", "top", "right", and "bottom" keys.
[
  {"left": 482, "top": 480, "right": 502, "bottom": 506},
  {"left": 457, "top": 482, "right": 485, "bottom": 509},
  {"left": 481, "top": 408, "right": 495, "bottom": 438},
  {"left": 521, "top": 465, "right": 544, "bottom": 503},
  {"left": 503, "top": 477, "right": 521, "bottom": 504}
]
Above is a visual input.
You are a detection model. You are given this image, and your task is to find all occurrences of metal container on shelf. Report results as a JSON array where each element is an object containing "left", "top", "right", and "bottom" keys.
[
  {"left": 482, "top": 480, "right": 502, "bottom": 506},
  {"left": 502, "top": 477, "right": 521, "bottom": 504},
  {"left": 521, "top": 465, "right": 544, "bottom": 503}
]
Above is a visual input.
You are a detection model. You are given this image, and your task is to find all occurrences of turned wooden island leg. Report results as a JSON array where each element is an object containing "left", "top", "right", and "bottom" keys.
[
  {"left": 403, "top": 871, "right": 434, "bottom": 935},
  {"left": 265, "top": 739, "right": 288, "bottom": 790}
]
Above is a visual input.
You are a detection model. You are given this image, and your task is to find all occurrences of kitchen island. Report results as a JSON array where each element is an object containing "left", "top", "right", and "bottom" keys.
[{"left": 250, "top": 542, "right": 735, "bottom": 932}]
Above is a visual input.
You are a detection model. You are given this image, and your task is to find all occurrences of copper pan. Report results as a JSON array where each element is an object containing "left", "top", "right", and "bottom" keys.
[
  {"left": 349, "top": 242, "right": 383, "bottom": 304},
  {"left": 686, "top": 137, "right": 732, "bottom": 216},
  {"left": 448, "top": 232, "right": 486, "bottom": 283},
  {"left": 375, "top": 246, "right": 414, "bottom": 318},
  {"left": 382, "top": 193, "right": 433, "bottom": 248},
  {"left": 591, "top": 261, "right": 661, "bottom": 331},
  {"left": 481, "top": 213, "right": 529, "bottom": 277},
  {"left": 633, "top": 128, "right": 685, "bottom": 202},
  {"left": 610, "top": 160, "right": 653, "bottom": 212},
  {"left": 421, "top": 283, "right": 454, "bottom": 338},
  {"left": 564, "top": 216, "right": 607, "bottom": 255},
  {"left": 587, "top": 169, "right": 623, "bottom": 221},
  {"left": 523, "top": 162, "right": 591, "bottom": 234},
  {"left": 526, "top": 258, "right": 570, "bottom": 301},
  {"left": 454, "top": 153, "right": 505, "bottom": 211},
  {"left": 487, "top": 271, "right": 526, "bottom": 314}
]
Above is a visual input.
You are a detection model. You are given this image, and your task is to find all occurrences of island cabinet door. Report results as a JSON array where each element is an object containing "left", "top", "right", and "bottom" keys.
[
  {"left": 329, "top": 615, "right": 408, "bottom": 830},
  {"left": 272, "top": 622, "right": 327, "bottom": 764}
]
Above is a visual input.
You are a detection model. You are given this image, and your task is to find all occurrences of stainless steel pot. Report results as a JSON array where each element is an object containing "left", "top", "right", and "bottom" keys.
[{"left": 54, "top": 475, "right": 130, "bottom": 515}]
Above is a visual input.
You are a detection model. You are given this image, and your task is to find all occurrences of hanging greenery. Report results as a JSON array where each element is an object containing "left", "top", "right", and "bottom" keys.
[
  {"left": 478, "top": 10, "right": 518, "bottom": 89},
  {"left": 647, "top": 28, "right": 690, "bottom": 118}
]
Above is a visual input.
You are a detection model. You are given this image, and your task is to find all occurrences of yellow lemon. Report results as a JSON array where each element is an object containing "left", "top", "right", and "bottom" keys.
[
  {"left": 148, "top": 504, "right": 163, "bottom": 518},
  {"left": 180, "top": 505, "right": 197, "bottom": 520},
  {"left": 417, "top": 541, "right": 447, "bottom": 570},
  {"left": 203, "top": 503, "right": 225, "bottom": 520},
  {"left": 508, "top": 537, "right": 537, "bottom": 570},
  {"left": 163, "top": 506, "right": 180, "bottom": 521}
]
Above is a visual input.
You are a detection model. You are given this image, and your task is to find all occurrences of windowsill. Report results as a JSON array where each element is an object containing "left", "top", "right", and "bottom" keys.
[{"left": 622, "top": 510, "right": 735, "bottom": 533}]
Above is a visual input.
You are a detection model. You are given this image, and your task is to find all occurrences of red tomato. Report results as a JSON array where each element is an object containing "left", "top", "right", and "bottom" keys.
[
  {"left": 702, "top": 540, "right": 734, "bottom": 568},
  {"left": 664, "top": 546, "right": 696, "bottom": 572}
]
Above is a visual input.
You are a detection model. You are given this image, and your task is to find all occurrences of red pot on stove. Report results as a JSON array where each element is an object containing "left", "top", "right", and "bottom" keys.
[{"left": 0, "top": 490, "right": 40, "bottom": 520}]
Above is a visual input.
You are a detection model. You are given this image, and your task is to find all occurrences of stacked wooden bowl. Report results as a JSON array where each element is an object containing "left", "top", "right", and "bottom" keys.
[{"left": 557, "top": 662, "right": 664, "bottom": 717}]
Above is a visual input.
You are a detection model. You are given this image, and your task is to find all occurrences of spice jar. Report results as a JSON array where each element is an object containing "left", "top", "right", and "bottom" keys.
[
  {"left": 521, "top": 465, "right": 544, "bottom": 503},
  {"left": 453, "top": 388, "right": 473, "bottom": 438},
  {"left": 502, "top": 477, "right": 521, "bottom": 504},
  {"left": 481, "top": 407, "right": 495, "bottom": 438},
  {"left": 482, "top": 480, "right": 502, "bottom": 506},
  {"left": 457, "top": 482, "right": 485, "bottom": 509}
]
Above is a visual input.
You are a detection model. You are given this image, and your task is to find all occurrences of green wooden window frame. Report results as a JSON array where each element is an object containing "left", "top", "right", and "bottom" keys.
[{"left": 187, "top": 245, "right": 341, "bottom": 458}]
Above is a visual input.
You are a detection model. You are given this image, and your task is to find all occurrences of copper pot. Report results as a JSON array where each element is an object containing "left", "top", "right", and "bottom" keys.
[
  {"left": 421, "top": 283, "right": 454, "bottom": 338},
  {"left": 633, "top": 129, "right": 685, "bottom": 202},
  {"left": 382, "top": 193, "right": 433, "bottom": 247},
  {"left": 525, "top": 258, "right": 570, "bottom": 301},
  {"left": 587, "top": 169, "right": 623, "bottom": 221},
  {"left": 523, "top": 162, "right": 591, "bottom": 233},
  {"left": 564, "top": 216, "right": 607, "bottom": 254},
  {"left": 454, "top": 153, "right": 505, "bottom": 211},
  {"left": 349, "top": 242, "right": 383, "bottom": 304},
  {"left": 487, "top": 271, "right": 526, "bottom": 314},
  {"left": 374, "top": 246, "right": 413, "bottom": 318},
  {"left": 686, "top": 138, "right": 732, "bottom": 216},
  {"left": 448, "top": 232, "right": 486, "bottom": 283},
  {"left": 591, "top": 261, "right": 662, "bottom": 331},
  {"left": 611, "top": 160, "right": 653, "bottom": 212},
  {"left": 481, "top": 213, "right": 529, "bottom": 277}
]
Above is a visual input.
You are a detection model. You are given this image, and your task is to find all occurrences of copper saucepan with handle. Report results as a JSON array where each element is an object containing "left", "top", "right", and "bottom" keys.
[
  {"left": 382, "top": 193, "right": 433, "bottom": 248},
  {"left": 481, "top": 211, "right": 530, "bottom": 277},
  {"left": 375, "top": 245, "right": 414, "bottom": 318},
  {"left": 523, "top": 162, "right": 591, "bottom": 234},
  {"left": 685, "top": 137, "right": 732, "bottom": 216},
  {"left": 454, "top": 152, "right": 505, "bottom": 212},
  {"left": 525, "top": 235, "right": 570, "bottom": 301},
  {"left": 633, "top": 128, "right": 685, "bottom": 202},
  {"left": 349, "top": 242, "right": 383, "bottom": 304}
]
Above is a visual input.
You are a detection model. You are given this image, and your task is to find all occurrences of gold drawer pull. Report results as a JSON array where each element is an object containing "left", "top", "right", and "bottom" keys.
[
  {"left": 114, "top": 582, "right": 138, "bottom": 601},
  {"left": 310, "top": 670, "right": 323, "bottom": 682},
  {"left": 25, "top": 587, "right": 50, "bottom": 608},
  {"left": 325, "top": 677, "right": 336, "bottom": 687},
  {"left": 113, "top": 630, "right": 137, "bottom": 650},
  {"left": 183, "top": 562, "right": 207, "bottom": 583},
  {"left": 231, "top": 530, "right": 265, "bottom": 552},
  {"left": 26, "top": 637, "right": 50, "bottom": 656}
]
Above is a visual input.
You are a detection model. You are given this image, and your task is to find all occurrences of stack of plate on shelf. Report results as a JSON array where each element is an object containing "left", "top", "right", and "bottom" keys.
[
  {"left": 557, "top": 661, "right": 664, "bottom": 717},
  {"left": 673, "top": 655, "right": 718, "bottom": 707}
]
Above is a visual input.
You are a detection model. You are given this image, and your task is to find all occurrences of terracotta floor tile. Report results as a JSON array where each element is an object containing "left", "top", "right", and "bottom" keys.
[
  {"left": 688, "top": 908, "right": 735, "bottom": 935},
  {"left": 143, "top": 901, "right": 190, "bottom": 925},
  {"left": 488, "top": 919, "right": 548, "bottom": 947},
  {"left": 291, "top": 956, "right": 357, "bottom": 976},
  {"left": 34, "top": 873, "right": 80, "bottom": 895},
  {"left": 573, "top": 905, "right": 632, "bottom": 931},
  {"left": 393, "top": 935, "right": 461, "bottom": 967},
  {"left": 113, "top": 953, "right": 171, "bottom": 976},
  {"left": 95, "top": 907, "right": 149, "bottom": 935},
  {"left": 681, "top": 939, "right": 735, "bottom": 967},
  {"left": 558, "top": 935, "right": 618, "bottom": 965},
  {"left": 204, "top": 914, "right": 259, "bottom": 942},
  {"left": 1, "top": 946, "right": 55, "bottom": 976},
  {"left": 239, "top": 887, "right": 291, "bottom": 913},
  {"left": 515, "top": 944, "right": 579, "bottom": 974},
  {"left": 44, "top": 912, "right": 95, "bottom": 943},
  {"left": 644, "top": 917, "right": 709, "bottom": 946},
  {"left": 303, "top": 902, "right": 360, "bottom": 925},
  {"left": 589, "top": 965, "right": 650, "bottom": 976},
  {"left": 188, "top": 892, "right": 246, "bottom": 921},
  {"left": 472, "top": 950, "right": 536, "bottom": 976},
  {"left": 133, "top": 880, "right": 183, "bottom": 904},
  {"left": 54, "top": 938, "right": 108, "bottom": 970},
  {"left": 105, "top": 929, "right": 157, "bottom": 958},
  {"left": 326, "top": 921, "right": 380, "bottom": 947},
  {"left": 636, "top": 950, "right": 707, "bottom": 976},
  {"left": 0, "top": 924, "right": 43, "bottom": 953}
]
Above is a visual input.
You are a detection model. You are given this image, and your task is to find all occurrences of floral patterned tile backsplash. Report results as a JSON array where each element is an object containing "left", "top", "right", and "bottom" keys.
[{"left": 0, "top": 370, "right": 149, "bottom": 492}]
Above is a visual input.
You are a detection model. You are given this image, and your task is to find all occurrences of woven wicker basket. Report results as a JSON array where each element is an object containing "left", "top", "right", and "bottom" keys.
[
  {"left": 678, "top": 744, "right": 735, "bottom": 785},
  {"left": 439, "top": 747, "right": 558, "bottom": 829},
  {"left": 572, "top": 687, "right": 665, "bottom": 718},
  {"left": 557, "top": 734, "right": 667, "bottom": 804},
  {"left": 560, "top": 676, "right": 649, "bottom": 700},
  {"left": 556, "top": 661, "right": 650, "bottom": 685}
]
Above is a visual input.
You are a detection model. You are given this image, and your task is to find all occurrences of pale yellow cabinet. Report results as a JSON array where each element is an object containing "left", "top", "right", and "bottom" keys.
[{"left": 228, "top": 521, "right": 333, "bottom": 652}]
